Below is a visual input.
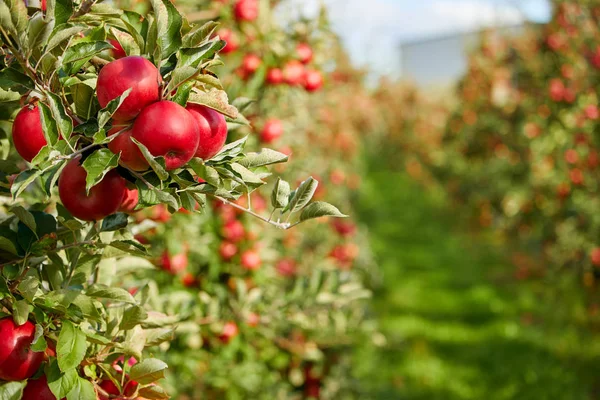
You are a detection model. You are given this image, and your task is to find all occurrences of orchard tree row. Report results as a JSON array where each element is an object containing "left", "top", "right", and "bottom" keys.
[
  {"left": 374, "top": 0, "right": 600, "bottom": 316},
  {"left": 0, "top": 0, "right": 377, "bottom": 399}
]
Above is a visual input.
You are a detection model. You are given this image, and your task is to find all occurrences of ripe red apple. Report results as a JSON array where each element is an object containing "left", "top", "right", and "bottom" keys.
[
  {"left": 97, "top": 56, "right": 161, "bottom": 122},
  {"left": 234, "top": 0, "right": 258, "bottom": 22},
  {"left": 219, "top": 321, "right": 239, "bottom": 343},
  {"left": 283, "top": 61, "right": 305, "bottom": 85},
  {"left": 219, "top": 241, "right": 238, "bottom": 261},
  {"left": 329, "top": 169, "right": 345, "bottom": 185},
  {"left": 296, "top": 43, "right": 313, "bottom": 64},
  {"left": 22, "top": 375, "right": 60, "bottom": 400},
  {"left": 332, "top": 220, "right": 356, "bottom": 237},
  {"left": 585, "top": 104, "right": 599, "bottom": 120},
  {"left": 118, "top": 186, "right": 139, "bottom": 213},
  {"left": 182, "top": 272, "right": 198, "bottom": 287},
  {"left": 41, "top": 0, "right": 46, "bottom": 10},
  {"left": 549, "top": 78, "right": 565, "bottom": 102},
  {"left": 59, "top": 157, "right": 127, "bottom": 221},
  {"left": 109, "top": 39, "right": 126, "bottom": 59},
  {"left": 0, "top": 318, "right": 45, "bottom": 381},
  {"left": 160, "top": 250, "right": 188, "bottom": 274},
  {"left": 186, "top": 104, "right": 228, "bottom": 160},
  {"left": 131, "top": 101, "right": 199, "bottom": 170},
  {"left": 12, "top": 104, "right": 46, "bottom": 162},
  {"left": 242, "top": 53, "right": 261, "bottom": 74},
  {"left": 150, "top": 204, "right": 172, "bottom": 222},
  {"left": 591, "top": 248, "right": 600, "bottom": 266},
  {"left": 222, "top": 219, "right": 245, "bottom": 242},
  {"left": 260, "top": 119, "right": 283, "bottom": 143},
  {"left": 107, "top": 127, "right": 148, "bottom": 171},
  {"left": 98, "top": 378, "right": 138, "bottom": 400},
  {"left": 276, "top": 258, "right": 297, "bottom": 277},
  {"left": 241, "top": 249, "right": 261, "bottom": 271},
  {"left": 218, "top": 29, "right": 239, "bottom": 54},
  {"left": 266, "top": 68, "right": 284, "bottom": 85},
  {"left": 564, "top": 149, "right": 578, "bottom": 164},
  {"left": 569, "top": 168, "right": 584, "bottom": 185},
  {"left": 303, "top": 70, "right": 323, "bottom": 92}
]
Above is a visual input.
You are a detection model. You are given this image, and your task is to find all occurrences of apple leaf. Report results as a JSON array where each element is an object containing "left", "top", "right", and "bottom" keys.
[
  {"left": 57, "top": 320, "right": 87, "bottom": 372},
  {"left": 130, "top": 358, "right": 168, "bottom": 384}
]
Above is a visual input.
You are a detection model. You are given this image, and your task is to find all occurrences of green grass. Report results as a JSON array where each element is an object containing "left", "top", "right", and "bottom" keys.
[{"left": 353, "top": 160, "right": 600, "bottom": 400}]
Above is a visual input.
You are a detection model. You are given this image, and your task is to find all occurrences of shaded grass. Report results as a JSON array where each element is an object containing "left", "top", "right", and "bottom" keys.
[{"left": 354, "top": 162, "right": 600, "bottom": 400}]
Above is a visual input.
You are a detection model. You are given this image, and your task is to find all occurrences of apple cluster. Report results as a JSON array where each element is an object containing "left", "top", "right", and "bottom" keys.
[{"left": 11, "top": 55, "right": 229, "bottom": 222}]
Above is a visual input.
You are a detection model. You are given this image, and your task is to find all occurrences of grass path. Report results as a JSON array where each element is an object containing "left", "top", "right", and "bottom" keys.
[{"left": 354, "top": 165, "right": 600, "bottom": 400}]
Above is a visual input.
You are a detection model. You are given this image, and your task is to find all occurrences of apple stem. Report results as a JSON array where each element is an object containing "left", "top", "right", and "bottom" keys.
[{"left": 212, "top": 195, "right": 291, "bottom": 230}]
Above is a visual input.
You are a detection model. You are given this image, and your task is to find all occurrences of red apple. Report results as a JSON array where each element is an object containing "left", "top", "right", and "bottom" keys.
[
  {"left": 276, "top": 258, "right": 297, "bottom": 277},
  {"left": 160, "top": 250, "right": 188, "bottom": 274},
  {"left": 131, "top": 101, "right": 199, "bottom": 170},
  {"left": 107, "top": 127, "right": 148, "bottom": 171},
  {"left": 242, "top": 53, "right": 261, "bottom": 74},
  {"left": 266, "top": 68, "right": 284, "bottom": 85},
  {"left": 234, "top": 0, "right": 258, "bottom": 22},
  {"left": 241, "top": 249, "right": 261, "bottom": 271},
  {"left": 182, "top": 272, "right": 198, "bottom": 287},
  {"left": 296, "top": 43, "right": 313, "bottom": 64},
  {"left": 109, "top": 39, "right": 126, "bottom": 59},
  {"left": 97, "top": 56, "right": 161, "bottom": 122},
  {"left": 186, "top": 104, "right": 228, "bottom": 160},
  {"left": 222, "top": 219, "right": 245, "bottom": 242},
  {"left": 260, "top": 119, "right": 283, "bottom": 143},
  {"left": 283, "top": 61, "right": 305, "bottom": 86},
  {"left": 58, "top": 157, "right": 127, "bottom": 221},
  {"left": 332, "top": 220, "right": 356, "bottom": 237},
  {"left": 303, "top": 70, "right": 323, "bottom": 92},
  {"left": 564, "top": 149, "right": 578, "bottom": 165},
  {"left": 98, "top": 378, "right": 138, "bottom": 400},
  {"left": 219, "top": 241, "right": 238, "bottom": 261},
  {"left": 41, "top": 0, "right": 46, "bottom": 11},
  {"left": 22, "top": 376, "right": 60, "bottom": 400},
  {"left": 219, "top": 322, "right": 239, "bottom": 343},
  {"left": 0, "top": 318, "right": 45, "bottom": 381},
  {"left": 119, "top": 186, "right": 139, "bottom": 213},
  {"left": 591, "top": 248, "right": 600, "bottom": 266},
  {"left": 12, "top": 105, "right": 46, "bottom": 162},
  {"left": 218, "top": 29, "right": 239, "bottom": 54}
]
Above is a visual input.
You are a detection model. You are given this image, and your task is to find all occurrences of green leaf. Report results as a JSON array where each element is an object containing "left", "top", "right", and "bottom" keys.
[
  {"left": 0, "top": 87, "right": 21, "bottom": 102},
  {"left": 71, "top": 294, "right": 102, "bottom": 321},
  {"left": 46, "top": 92, "right": 73, "bottom": 140},
  {"left": 0, "top": 68, "right": 33, "bottom": 91},
  {"left": 188, "top": 159, "right": 220, "bottom": 186},
  {"left": 287, "top": 177, "right": 319, "bottom": 213},
  {"left": 47, "top": 360, "right": 78, "bottom": 399},
  {"left": 28, "top": 12, "right": 53, "bottom": 51},
  {"left": 45, "top": 23, "right": 85, "bottom": 54},
  {"left": 149, "top": 0, "right": 183, "bottom": 60},
  {"left": 100, "top": 213, "right": 128, "bottom": 232},
  {"left": 10, "top": 205, "right": 37, "bottom": 234},
  {"left": 0, "top": 0, "right": 28, "bottom": 49},
  {"left": 81, "top": 149, "right": 120, "bottom": 194},
  {"left": 72, "top": 83, "right": 97, "bottom": 119},
  {"left": 38, "top": 102, "right": 60, "bottom": 146},
  {"left": 177, "top": 39, "right": 225, "bottom": 70},
  {"left": 166, "top": 66, "right": 199, "bottom": 94},
  {"left": 154, "top": 189, "right": 179, "bottom": 211},
  {"left": 18, "top": 276, "right": 41, "bottom": 302},
  {"left": 238, "top": 149, "right": 288, "bottom": 168},
  {"left": 0, "top": 381, "right": 27, "bottom": 400},
  {"left": 57, "top": 320, "right": 87, "bottom": 372},
  {"left": 139, "top": 385, "right": 170, "bottom": 399},
  {"left": 271, "top": 178, "right": 290, "bottom": 210},
  {"left": 53, "top": 0, "right": 74, "bottom": 26},
  {"left": 182, "top": 20, "right": 218, "bottom": 48},
  {"left": 130, "top": 358, "right": 168, "bottom": 384},
  {"left": 229, "top": 163, "right": 264, "bottom": 188},
  {"left": 208, "top": 136, "right": 248, "bottom": 164},
  {"left": 0, "top": 237, "right": 18, "bottom": 255},
  {"left": 66, "top": 378, "right": 96, "bottom": 400},
  {"left": 130, "top": 138, "right": 168, "bottom": 180},
  {"left": 97, "top": 88, "right": 131, "bottom": 128},
  {"left": 86, "top": 285, "right": 136, "bottom": 303},
  {"left": 300, "top": 202, "right": 348, "bottom": 222},
  {"left": 120, "top": 305, "right": 148, "bottom": 330},
  {"left": 62, "top": 40, "right": 112, "bottom": 64},
  {"left": 11, "top": 169, "right": 44, "bottom": 200},
  {"left": 31, "top": 324, "right": 48, "bottom": 352},
  {"left": 12, "top": 299, "right": 30, "bottom": 326},
  {"left": 188, "top": 88, "right": 238, "bottom": 119}
]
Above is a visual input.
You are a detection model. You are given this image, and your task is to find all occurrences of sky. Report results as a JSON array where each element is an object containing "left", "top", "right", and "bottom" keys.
[{"left": 285, "top": 0, "right": 552, "bottom": 77}]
